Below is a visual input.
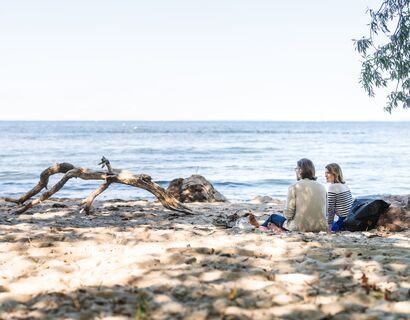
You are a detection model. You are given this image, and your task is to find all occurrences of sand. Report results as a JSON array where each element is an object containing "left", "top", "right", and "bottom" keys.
[{"left": 0, "top": 197, "right": 409, "bottom": 320}]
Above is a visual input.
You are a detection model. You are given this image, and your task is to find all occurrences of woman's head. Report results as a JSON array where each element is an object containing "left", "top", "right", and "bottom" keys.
[
  {"left": 296, "top": 158, "right": 317, "bottom": 180},
  {"left": 325, "top": 163, "right": 345, "bottom": 184}
]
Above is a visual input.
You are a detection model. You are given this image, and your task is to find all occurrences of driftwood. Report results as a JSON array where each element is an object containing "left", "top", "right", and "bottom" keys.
[{"left": 5, "top": 157, "right": 192, "bottom": 215}]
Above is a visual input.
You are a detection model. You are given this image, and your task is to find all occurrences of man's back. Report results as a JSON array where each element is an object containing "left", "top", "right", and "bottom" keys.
[{"left": 283, "top": 178, "right": 328, "bottom": 232}]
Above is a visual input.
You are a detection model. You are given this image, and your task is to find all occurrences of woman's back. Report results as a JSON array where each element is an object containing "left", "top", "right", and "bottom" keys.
[{"left": 327, "top": 183, "right": 353, "bottom": 222}]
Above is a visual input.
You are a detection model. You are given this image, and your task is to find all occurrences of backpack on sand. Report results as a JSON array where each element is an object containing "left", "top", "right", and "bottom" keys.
[{"left": 344, "top": 198, "right": 390, "bottom": 232}]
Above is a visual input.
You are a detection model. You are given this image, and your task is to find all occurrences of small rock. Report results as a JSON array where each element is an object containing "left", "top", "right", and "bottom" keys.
[
  {"left": 250, "top": 195, "right": 274, "bottom": 204},
  {"left": 184, "top": 256, "right": 197, "bottom": 264},
  {"left": 52, "top": 203, "right": 67, "bottom": 208}
]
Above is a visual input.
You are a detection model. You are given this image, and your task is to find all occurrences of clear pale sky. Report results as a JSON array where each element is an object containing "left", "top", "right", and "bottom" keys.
[{"left": 1, "top": 0, "right": 409, "bottom": 121}]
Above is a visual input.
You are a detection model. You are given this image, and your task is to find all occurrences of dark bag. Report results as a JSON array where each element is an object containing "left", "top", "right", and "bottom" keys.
[{"left": 344, "top": 198, "right": 390, "bottom": 231}]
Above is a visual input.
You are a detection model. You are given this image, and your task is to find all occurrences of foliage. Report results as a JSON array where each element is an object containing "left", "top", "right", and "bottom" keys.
[{"left": 354, "top": 0, "right": 410, "bottom": 113}]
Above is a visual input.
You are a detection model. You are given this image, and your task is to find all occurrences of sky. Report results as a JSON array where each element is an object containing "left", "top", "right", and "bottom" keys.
[{"left": 0, "top": 0, "right": 409, "bottom": 121}]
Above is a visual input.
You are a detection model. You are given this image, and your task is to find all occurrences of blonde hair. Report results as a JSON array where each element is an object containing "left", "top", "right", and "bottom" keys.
[{"left": 325, "top": 163, "right": 345, "bottom": 184}]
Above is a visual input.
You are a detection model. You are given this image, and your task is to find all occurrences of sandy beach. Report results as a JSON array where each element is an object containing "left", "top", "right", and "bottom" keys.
[{"left": 0, "top": 196, "right": 409, "bottom": 320}]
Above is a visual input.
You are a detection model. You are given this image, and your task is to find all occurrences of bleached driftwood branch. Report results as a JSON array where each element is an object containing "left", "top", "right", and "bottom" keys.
[{"left": 5, "top": 157, "right": 192, "bottom": 215}]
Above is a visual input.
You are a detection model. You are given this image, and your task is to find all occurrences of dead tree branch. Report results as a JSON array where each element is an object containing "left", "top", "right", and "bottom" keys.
[{"left": 6, "top": 158, "right": 192, "bottom": 215}]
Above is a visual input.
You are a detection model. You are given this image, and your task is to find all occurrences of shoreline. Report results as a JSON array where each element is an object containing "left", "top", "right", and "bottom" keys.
[{"left": 0, "top": 197, "right": 409, "bottom": 319}]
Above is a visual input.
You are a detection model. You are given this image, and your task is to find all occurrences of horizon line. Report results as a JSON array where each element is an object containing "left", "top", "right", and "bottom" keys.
[{"left": 1, "top": 119, "right": 409, "bottom": 122}]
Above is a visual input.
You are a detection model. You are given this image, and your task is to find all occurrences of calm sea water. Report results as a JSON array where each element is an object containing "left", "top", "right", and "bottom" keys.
[{"left": 0, "top": 121, "right": 409, "bottom": 202}]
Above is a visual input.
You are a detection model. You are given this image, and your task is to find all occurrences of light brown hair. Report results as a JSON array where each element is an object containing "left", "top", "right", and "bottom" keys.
[{"left": 325, "top": 163, "right": 345, "bottom": 184}]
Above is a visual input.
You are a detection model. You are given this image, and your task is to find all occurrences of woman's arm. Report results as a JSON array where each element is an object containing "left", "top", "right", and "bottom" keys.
[{"left": 327, "top": 191, "right": 337, "bottom": 225}]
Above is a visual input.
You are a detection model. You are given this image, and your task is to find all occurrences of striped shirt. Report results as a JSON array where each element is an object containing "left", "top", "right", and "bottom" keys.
[{"left": 327, "top": 183, "right": 353, "bottom": 225}]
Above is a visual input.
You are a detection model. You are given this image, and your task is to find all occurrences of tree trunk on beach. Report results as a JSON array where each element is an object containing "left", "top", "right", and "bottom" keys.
[{"left": 5, "top": 157, "right": 192, "bottom": 215}]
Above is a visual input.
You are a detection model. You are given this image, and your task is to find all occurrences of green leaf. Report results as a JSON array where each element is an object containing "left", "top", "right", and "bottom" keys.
[{"left": 354, "top": 0, "right": 410, "bottom": 112}]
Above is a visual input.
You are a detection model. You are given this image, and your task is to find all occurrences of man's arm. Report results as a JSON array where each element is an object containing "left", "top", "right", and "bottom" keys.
[{"left": 284, "top": 185, "right": 296, "bottom": 220}]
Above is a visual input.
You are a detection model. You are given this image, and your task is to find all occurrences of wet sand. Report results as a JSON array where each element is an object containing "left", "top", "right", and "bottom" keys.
[{"left": 0, "top": 197, "right": 409, "bottom": 319}]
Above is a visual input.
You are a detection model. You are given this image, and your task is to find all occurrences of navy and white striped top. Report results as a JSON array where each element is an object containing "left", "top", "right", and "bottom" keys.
[{"left": 327, "top": 183, "right": 353, "bottom": 225}]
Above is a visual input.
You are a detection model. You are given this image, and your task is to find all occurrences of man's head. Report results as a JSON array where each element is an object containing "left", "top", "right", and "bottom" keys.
[{"left": 296, "top": 158, "right": 317, "bottom": 181}]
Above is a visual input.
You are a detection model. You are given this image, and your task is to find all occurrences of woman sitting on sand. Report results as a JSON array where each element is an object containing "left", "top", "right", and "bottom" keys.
[
  {"left": 249, "top": 158, "right": 328, "bottom": 232},
  {"left": 325, "top": 163, "right": 353, "bottom": 232}
]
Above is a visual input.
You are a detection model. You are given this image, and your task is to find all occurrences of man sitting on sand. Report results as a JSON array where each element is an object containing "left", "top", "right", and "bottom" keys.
[{"left": 249, "top": 158, "right": 328, "bottom": 232}]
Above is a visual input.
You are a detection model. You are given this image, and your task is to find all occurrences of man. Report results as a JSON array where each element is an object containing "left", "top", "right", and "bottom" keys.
[{"left": 249, "top": 158, "right": 328, "bottom": 232}]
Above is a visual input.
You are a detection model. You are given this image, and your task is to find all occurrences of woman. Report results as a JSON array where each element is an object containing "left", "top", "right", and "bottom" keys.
[
  {"left": 325, "top": 163, "right": 353, "bottom": 232},
  {"left": 249, "top": 158, "right": 328, "bottom": 232}
]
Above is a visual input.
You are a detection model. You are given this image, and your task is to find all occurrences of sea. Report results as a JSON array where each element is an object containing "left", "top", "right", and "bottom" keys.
[{"left": 0, "top": 121, "right": 409, "bottom": 202}]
